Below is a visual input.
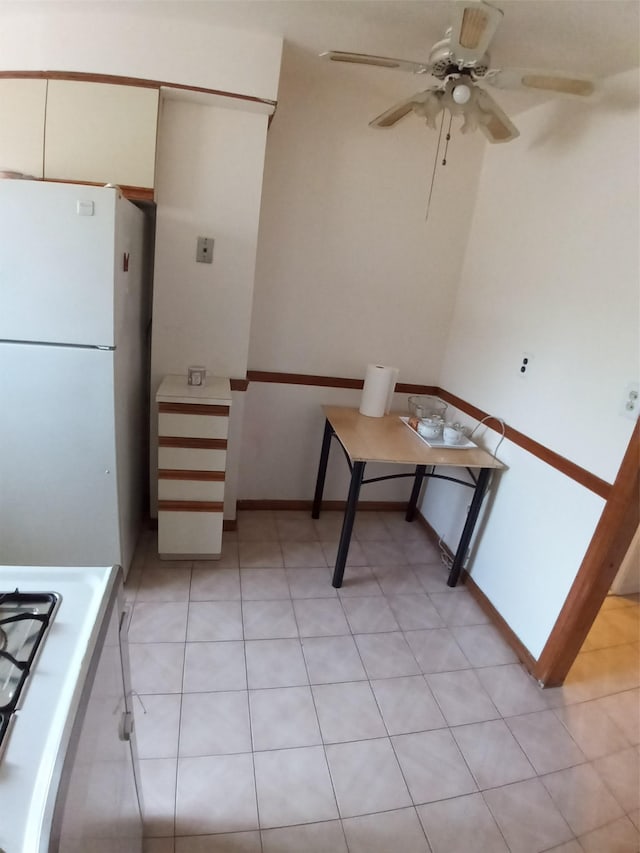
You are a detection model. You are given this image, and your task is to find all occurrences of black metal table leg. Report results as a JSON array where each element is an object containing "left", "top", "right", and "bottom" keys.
[
  {"left": 447, "top": 467, "right": 492, "bottom": 587},
  {"left": 405, "top": 464, "right": 427, "bottom": 522},
  {"left": 312, "top": 418, "right": 334, "bottom": 519},
  {"left": 332, "top": 461, "right": 366, "bottom": 588}
]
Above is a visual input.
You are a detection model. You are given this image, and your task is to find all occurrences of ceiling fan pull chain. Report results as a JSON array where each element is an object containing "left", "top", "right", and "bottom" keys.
[
  {"left": 442, "top": 114, "right": 453, "bottom": 165},
  {"left": 425, "top": 110, "right": 447, "bottom": 222}
]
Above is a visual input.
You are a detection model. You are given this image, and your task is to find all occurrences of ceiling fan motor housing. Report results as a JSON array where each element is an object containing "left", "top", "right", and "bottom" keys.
[{"left": 429, "top": 37, "right": 491, "bottom": 78}]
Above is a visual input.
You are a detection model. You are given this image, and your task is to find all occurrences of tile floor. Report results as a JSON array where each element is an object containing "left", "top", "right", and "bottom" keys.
[{"left": 124, "top": 510, "right": 640, "bottom": 853}]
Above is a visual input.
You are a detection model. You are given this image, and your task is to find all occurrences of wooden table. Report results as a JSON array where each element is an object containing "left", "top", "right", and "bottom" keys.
[{"left": 311, "top": 406, "right": 505, "bottom": 588}]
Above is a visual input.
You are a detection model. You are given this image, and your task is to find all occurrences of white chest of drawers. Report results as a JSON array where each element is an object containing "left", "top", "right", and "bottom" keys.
[{"left": 155, "top": 375, "right": 231, "bottom": 559}]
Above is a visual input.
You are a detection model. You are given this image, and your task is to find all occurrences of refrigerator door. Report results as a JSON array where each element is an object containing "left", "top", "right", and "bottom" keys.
[
  {"left": 0, "top": 181, "right": 117, "bottom": 347},
  {"left": 0, "top": 341, "right": 121, "bottom": 566}
]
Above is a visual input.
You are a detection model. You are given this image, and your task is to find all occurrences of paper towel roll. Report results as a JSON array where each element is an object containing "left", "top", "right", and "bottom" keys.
[{"left": 359, "top": 364, "right": 399, "bottom": 418}]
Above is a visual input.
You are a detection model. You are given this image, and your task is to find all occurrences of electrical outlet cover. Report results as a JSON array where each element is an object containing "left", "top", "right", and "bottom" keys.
[
  {"left": 621, "top": 381, "right": 639, "bottom": 420},
  {"left": 518, "top": 352, "right": 533, "bottom": 378}
]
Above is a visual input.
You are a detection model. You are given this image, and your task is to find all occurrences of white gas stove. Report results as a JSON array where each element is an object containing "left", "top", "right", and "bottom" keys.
[{"left": 0, "top": 566, "right": 142, "bottom": 853}]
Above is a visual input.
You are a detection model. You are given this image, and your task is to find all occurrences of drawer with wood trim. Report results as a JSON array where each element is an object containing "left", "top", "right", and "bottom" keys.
[
  {"left": 158, "top": 402, "right": 230, "bottom": 439},
  {"left": 158, "top": 441, "right": 227, "bottom": 472},
  {"left": 155, "top": 375, "right": 232, "bottom": 559},
  {"left": 157, "top": 507, "right": 224, "bottom": 560},
  {"left": 158, "top": 471, "right": 225, "bottom": 502}
]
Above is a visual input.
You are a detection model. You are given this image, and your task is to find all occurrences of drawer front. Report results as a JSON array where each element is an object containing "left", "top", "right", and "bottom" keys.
[
  {"left": 158, "top": 446, "right": 226, "bottom": 472},
  {"left": 158, "top": 509, "right": 223, "bottom": 558},
  {"left": 158, "top": 412, "right": 229, "bottom": 440},
  {"left": 158, "top": 478, "right": 225, "bottom": 502}
]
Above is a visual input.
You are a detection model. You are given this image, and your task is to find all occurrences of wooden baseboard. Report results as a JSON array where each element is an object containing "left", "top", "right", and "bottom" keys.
[
  {"left": 414, "top": 511, "right": 539, "bottom": 678},
  {"left": 463, "top": 574, "right": 538, "bottom": 676},
  {"left": 145, "top": 516, "right": 237, "bottom": 531}
]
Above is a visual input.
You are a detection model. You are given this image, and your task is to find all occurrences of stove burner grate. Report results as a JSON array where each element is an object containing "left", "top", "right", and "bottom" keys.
[{"left": 0, "top": 589, "right": 59, "bottom": 754}]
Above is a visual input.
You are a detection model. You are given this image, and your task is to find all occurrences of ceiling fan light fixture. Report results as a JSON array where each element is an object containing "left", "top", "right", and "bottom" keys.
[
  {"left": 452, "top": 83, "right": 472, "bottom": 104},
  {"left": 413, "top": 91, "right": 444, "bottom": 128}
]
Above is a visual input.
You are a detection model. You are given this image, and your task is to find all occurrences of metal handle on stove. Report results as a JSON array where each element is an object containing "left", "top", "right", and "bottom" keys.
[{"left": 118, "top": 710, "right": 134, "bottom": 742}]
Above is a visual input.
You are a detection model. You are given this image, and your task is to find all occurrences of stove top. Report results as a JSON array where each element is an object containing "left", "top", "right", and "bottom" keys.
[
  {"left": 0, "top": 590, "right": 59, "bottom": 753},
  {"left": 0, "top": 566, "right": 119, "bottom": 853}
]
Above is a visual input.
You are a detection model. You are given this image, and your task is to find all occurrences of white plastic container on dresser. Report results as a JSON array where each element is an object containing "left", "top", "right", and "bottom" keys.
[{"left": 155, "top": 374, "right": 231, "bottom": 559}]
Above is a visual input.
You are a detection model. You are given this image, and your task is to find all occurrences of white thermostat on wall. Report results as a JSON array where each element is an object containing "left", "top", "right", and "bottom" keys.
[{"left": 76, "top": 200, "right": 95, "bottom": 216}]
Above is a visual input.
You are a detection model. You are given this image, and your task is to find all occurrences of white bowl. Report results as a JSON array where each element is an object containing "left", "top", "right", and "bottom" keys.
[{"left": 418, "top": 418, "right": 443, "bottom": 439}]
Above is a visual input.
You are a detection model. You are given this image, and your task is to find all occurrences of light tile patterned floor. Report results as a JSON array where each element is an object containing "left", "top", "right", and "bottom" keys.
[{"left": 125, "top": 511, "right": 640, "bottom": 853}]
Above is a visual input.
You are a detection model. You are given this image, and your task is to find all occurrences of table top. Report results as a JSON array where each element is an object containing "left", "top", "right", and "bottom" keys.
[{"left": 323, "top": 406, "right": 505, "bottom": 469}]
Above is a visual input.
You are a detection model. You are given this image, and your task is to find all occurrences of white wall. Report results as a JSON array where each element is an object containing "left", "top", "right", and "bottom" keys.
[
  {"left": 238, "top": 383, "right": 414, "bottom": 502},
  {"left": 239, "top": 48, "right": 484, "bottom": 502},
  {"left": 423, "top": 69, "right": 640, "bottom": 658},
  {"left": 248, "top": 46, "right": 484, "bottom": 381},
  {"left": 0, "top": 3, "right": 282, "bottom": 101},
  {"left": 150, "top": 98, "right": 270, "bottom": 515}
]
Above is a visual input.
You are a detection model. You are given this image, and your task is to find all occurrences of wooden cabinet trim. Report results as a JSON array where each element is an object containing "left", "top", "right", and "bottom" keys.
[
  {"left": 159, "top": 469, "right": 225, "bottom": 481},
  {"left": 43, "top": 176, "right": 153, "bottom": 202},
  {"left": 158, "top": 402, "right": 230, "bottom": 416},
  {"left": 0, "top": 70, "right": 277, "bottom": 111},
  {"left": 158, "top": 436, "right": 227, "bottom": 450},
  {"left": 158, "top": 500, "right": 224, "bottom": 513}
]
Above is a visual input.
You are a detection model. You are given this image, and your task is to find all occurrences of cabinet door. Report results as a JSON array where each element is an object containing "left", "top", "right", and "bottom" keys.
[
  {"left": 0, "top": 78, "right": 46, "bottom": 177},
  {"left": 45, "top": 80, "right": 158, "bottom": 188}
]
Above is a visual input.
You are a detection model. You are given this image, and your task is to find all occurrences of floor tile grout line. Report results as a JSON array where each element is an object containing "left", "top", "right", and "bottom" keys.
[
  {"left": 171, "top": 561, "right": 194, "bottom": 839},
  {"left": 239, "top": 590, "right": 265, "bottom": 853},
  {"left": 324, "top": 578, "right": 435, "bottom": 851},
  {"left": 134, "top": 522, "right": 639, "bottom": 849},
  {"left": 280, "top": 585, "right": 350, "bottom": 850}
]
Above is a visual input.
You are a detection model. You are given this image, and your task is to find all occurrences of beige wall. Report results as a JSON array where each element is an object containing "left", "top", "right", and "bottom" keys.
[
  {"left": 423, "top": 69, "right": 639, "bottom": 658},
  {"left": 0, "top": 3, "right": 282, "bottom": 101},
  {"left": 248, "top": 46, "right": 484, "bottom": 382},
  {"left": 150, "top": 98, "right": 270, "bottom": 516},
  {"left": 239, "top": 47, "right": 484, "bottom": 501}
]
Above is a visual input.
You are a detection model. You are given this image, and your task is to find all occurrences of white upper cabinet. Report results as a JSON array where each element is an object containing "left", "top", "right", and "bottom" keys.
[
  {"left": 44, "top": 80, "right": 159, "bottom": 188},
  {"left": 0, "top": 78, "right": 47, "bottom": 178}
]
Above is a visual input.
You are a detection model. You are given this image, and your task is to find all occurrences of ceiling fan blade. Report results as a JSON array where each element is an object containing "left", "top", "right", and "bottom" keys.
[
  {"left": 369, "top": 96, "right": 422, "bottom": 128},
  {"left": 369, "top": 90, "right": 444, "bottom": 129},
  {"left": 475, "top": 89, "right": 520, "bottom": 143},
  {"left": 486, "top": 68, "right": 595, "bottom": 97},
  {"left": 448, "top": 1, "right": 503, "bottom": 65},
  {"left": 320, "top": 50, "right": 430, "bottom": 75}
]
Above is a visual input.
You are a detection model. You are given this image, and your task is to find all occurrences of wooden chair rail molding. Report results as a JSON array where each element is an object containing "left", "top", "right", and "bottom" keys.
[{"left": 244, "top": 370, "right": 611, "bottom": 498}]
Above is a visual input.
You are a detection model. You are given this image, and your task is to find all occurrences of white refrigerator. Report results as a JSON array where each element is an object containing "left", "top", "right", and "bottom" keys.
[{"left": 0, "top": 180, "right": 149, "bottom": 574}]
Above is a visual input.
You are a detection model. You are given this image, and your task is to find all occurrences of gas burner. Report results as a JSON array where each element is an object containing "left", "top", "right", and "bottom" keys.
[{"left": 0, "top": 590, "right": 59, "bottom": 754}]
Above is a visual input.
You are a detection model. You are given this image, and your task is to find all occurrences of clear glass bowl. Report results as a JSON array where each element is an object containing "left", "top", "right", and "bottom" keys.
[{"left": 407, "top": 395, "right": 447, "bottom": 419}]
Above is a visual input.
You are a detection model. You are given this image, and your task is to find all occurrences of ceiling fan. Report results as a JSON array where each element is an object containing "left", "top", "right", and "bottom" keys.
[{"left": 320, "top": 0, "right": 595, "bottom": 144}]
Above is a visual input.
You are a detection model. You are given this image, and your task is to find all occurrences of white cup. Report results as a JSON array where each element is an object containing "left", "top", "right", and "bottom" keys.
[{"left": 443, "top": 423, "right": 466, "bottom": 445}]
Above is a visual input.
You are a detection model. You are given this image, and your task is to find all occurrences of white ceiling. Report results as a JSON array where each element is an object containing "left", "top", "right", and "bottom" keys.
[
  {"left": 124, "top": 0, "right": 639, "bottom": 78},
  {"left": 8, "top": 1, "right": 639, "bottom": 115}
]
